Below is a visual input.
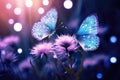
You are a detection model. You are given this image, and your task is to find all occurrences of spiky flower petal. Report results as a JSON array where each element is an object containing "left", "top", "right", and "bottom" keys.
[
  {"left": 54, "top": 35, "right": 78, "bottom": 54},
  {"left": 3, "top": 36, "right": 19, "bottom": 45},
  {"left": 30, "top": 42, "right": 54, "bottom": 56},
  {"left": 1, "top": 51, "right": 17, "bottom": 64}
]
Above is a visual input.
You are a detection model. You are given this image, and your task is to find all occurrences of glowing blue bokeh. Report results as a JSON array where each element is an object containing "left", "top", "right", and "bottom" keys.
[
  {"left": 110, "top": 57, "right": 117, "bottom": 64},
  {"left": 97, "top": 73, "right": 103, "bottom": 79},
  {"left": 110, "top": 36, "right": 117, "bottom": 43}
]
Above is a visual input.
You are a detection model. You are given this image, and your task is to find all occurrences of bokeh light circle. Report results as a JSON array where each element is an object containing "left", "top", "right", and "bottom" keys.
[
  {"left": 42, "top": 0, "right": 49, "bottom": 6},
  {"left": 63, "top": 0, "right": 73, "bottom": 9},
  {"left": 96, "top": 73, "right": 103, "bottom": 79},
  {"left": 110, "top": 57, "right": 117, "bottom": 64},
  {"left": 14, "top": 8, "right": 22, "bottom": 15},
  {"left": 25, "top": 0, "right": 33, "bottom": 8},
  {"left": 110, "top": 36, "right": 117, "bottom": 43},
  {"left": 6, "top": 3, "right": 12, "bottom": 9},
  {"left": 38, "top": 7, "right": 45, "bottom": 14},
  {"left": 13, "top": 23, "right": 22, "bottom": 32},
  {"left": 8, "top": 19, "right": 14, "bottom": 24},
  {"left": 17, "top": 48, "right": 23, "bottom": 54}
]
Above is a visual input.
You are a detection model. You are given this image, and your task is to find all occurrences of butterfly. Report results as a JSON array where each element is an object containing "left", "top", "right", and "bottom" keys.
[
  {"left": 77, "top": 14, "right": 100, "bottom": 51},
  {"left": 32, "top": 8, "right": 58, "bottom": 40}
]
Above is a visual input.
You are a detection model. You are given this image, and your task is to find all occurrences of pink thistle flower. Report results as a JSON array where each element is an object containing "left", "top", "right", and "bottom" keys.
[
  {"left": 54, "top": 35, "right": 78, "bottom": 54},
  {"left": 0, "top": 42, "right": 7, "bottom": 49},
  {"left": 30, "top": 42, "right": 54, "bottom": 57},
  {"left": 19, "top": 57, "right": 32, "bottom": 71},
  {"left": 3, "top": 35, "right": 19, "bottom": 45}
]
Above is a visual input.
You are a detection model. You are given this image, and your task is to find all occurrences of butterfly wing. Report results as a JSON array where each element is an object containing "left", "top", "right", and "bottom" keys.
[
  {"left": 77, "top": 14, "right": 100, "bottom": 51},
  {"left": 77, "top": 15, "right": 98, "bottom": 35},
  {"left": 78, "top": 35, "right": 99, "bottom": 51},
  {"left": 32, "top": 8, "right": 58, "bottom": 40},
  {"left": 41, "top": 8, "right": 58, "bottom": 30},
  {"left": 32, "top": 22, "right": 51, "bottom": 40}
]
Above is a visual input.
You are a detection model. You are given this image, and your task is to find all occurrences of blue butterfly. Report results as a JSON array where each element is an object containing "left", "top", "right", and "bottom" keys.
[
  {"left": 77, "top": 14, "right": 100, "bottom": 51},
  {"left": 32, "top": 8, "right": 58, "bottom": 40}
]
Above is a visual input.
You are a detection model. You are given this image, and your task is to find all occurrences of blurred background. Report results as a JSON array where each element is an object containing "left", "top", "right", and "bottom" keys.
[{"left": 0, "top": 0, "right": 120, "bottom": 80}]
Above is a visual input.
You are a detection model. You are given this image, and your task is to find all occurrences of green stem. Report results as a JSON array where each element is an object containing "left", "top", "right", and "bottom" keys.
[
  {"left": 0, "top": 54, "right": 6, "bottom": 70},
  {"left": 58, "top": 59, "right": 72, "bottom": 74},
  {"left": 75, "top": 49, "right": 85, "bottom": 80},
  {"left": 53, "top": 58, "right": 62, "bottom": 80},
  {"left": 30, "top": 59, "right": 40, "bottom": 77},
  {"left": 68, "top": 55, "right": 74, "bottom": 75}
]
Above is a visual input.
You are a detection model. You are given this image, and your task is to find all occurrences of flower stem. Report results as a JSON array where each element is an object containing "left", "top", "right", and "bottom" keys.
[
  {"left": 30, "top": 59, "right": 40, "bottom": 77},
  {"left": 68, "top": 55, "right": 74, "bottom": 74},
  {"left": 53, "top": 58, "right": 62, "bottom": 80},
  {"left": 75, "top": 49, "right": 85, "bottom": 80},
  {"left": 58, "top": 59, "right": 72, "bottom": 74},
  {"left": 0, "top": 54, "right": 5, "bottom": 70}
]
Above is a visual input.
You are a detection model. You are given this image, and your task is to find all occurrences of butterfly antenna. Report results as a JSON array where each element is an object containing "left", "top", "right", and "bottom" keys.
[{"left": 56, "top": 21, "right": 68, "bottom": 30}]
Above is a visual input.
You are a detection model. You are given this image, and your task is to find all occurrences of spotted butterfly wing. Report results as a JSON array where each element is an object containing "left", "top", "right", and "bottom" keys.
[
  {"left": 77, "top": 14, "right": 100, "bottom": 51},
  {"left": 32, "top": 8, "right": 58, "bottom": 40},
  {"left": 41, "top": 8, "right": 58, "bottom": 30}
]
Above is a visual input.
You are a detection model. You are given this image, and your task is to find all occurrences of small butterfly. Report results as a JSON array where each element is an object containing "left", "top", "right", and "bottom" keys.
[
  {"left": 77, "top": 14, "right": 100, "bottom": 51},
  {"left": 32, "top": 8, "right": 58, "bottom": 40}
]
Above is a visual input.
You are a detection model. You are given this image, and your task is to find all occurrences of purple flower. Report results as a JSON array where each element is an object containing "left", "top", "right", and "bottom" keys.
[
  {"left": 30, "top": 42, "right": 54, "bottom": 56},
  {"left": 19, "top": 57, "right": 32, "bottom": 71},
  {"left": 1, "top": 50, "right": 17, "bottom": 64},
  {"left": 54, "top": 35, "right": 78, "bottom": 54},
  {"left": 3, "top": 35, "right": 19, "bottom": 45},
  {"left": 0, "top": 42, "right": 7, "bottom": 49},
  {"left": 0, "top": 35, "right": 19, "bottom": 50},
  {"left": 83, "top": 54, "right": 109, "bottom": 68}
]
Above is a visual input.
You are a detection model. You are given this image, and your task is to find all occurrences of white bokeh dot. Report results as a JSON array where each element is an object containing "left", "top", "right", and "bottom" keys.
[
  {"left": 6, "top": 3, "right": 12, "bottom": 9},
  {"left": 1, "top": 50, "right": 6, "bottom": 55},
  {"left": 38, "top": 7, "right": 45, "bottom": 14},
  {"left": 25, "top": 0, "right": 33, "bottom": 8},
  {"left": 110, "top": 57, "right": 117, "bottom": 64},
  {"left": 17, "top": 48, "right": 23, "bottom": 54},
  {"left": 42, "top": 0, "right": 49, "bottom": 6},
  {"left": 63, "top": 0, "right": 73, "bottom": 9},
  {"left": 14, "top": 8, "right": 22, "bottom": 15},
  {"left": 8, "top": 19, "right": 14, "bottom": 24},
  {"left": 13, "top": 22, "right": 22, "bottom": 32}
]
